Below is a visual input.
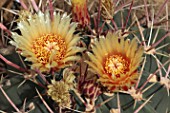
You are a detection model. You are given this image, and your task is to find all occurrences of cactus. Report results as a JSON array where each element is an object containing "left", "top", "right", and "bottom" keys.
[{"left": 0, "top": 0, "right": 169, "bottom": 113}]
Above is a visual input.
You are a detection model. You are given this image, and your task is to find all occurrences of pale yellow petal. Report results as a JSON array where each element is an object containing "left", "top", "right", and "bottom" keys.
[
  {"left": 92, "top": 46, "right": 103, "bottom": 62},
  {"left": 129, "top": 38, "right": 138, "bottom": 58},
  {"left": 66, "top": 47, "right": 85, "bottom": 57},
  {"left": 60, "top": 17, "right": 71, "bottom": 38},
  {"left": 99, "top": 38, "right": 109, "bottom": 56},
  {"left": 44, "top": 11, "right": 51, "bottom": 33},
  {"left": 65, "top": 23, "right": 77, "bottom": 44},
  {"left": 21, "top": 50, "right": 35, "bottom": 56},
  {"left": 38, "top": 11, "right": 46, "bottom": 33},
  {"left": 58, "top": 14, "right": 69, "bottom": 36},
  {"left": 67, "top": 35, "right": 80, "bottom": 47},
  {"left": 87, "top": 52, "right": 103, "bottom": 70},
  {"left": 85, "top": 61, "right": 103, "bottom": 75},
  {"left": 52, "top": 12, "right": 61, "bottom": 34},
  {"left": 62, "top": 56, "right": 80, "bottom": 63}
]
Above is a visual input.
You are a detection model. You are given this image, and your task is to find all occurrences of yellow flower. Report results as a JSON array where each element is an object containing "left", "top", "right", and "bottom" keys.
[
  {"left": 86, "top": 32, "right": 144, "bottom": 91},
  {"left": 10, "top": 11, "right": 84, "bottom": 73},
  {"left": 71, "top": 0, "right": 90, "bottom": 27}
]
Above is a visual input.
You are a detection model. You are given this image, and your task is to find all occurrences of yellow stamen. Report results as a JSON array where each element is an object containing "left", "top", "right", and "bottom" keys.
[
  {"left": 105, "top": 55, "right": 129, "bottom": 76},
  {"left": 31, "top": 34, "right": 66, "bottom": 65}
]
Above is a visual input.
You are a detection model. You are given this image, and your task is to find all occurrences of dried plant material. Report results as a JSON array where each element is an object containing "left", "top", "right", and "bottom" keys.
[
  {"left": 1, "top": 0, "right": 14, "bottom": 22},
  {"left": 0, "top": 0, "right": 13, "bottom": 8},
  {"left": 71, "top": 0, "right": 90, "bottom": 27},
  {"left": 160, "top": 77, "right": 170, "bottom": 87},
  {"left": 4, "top": 80, "right": 11, "bottom": 86},
  {"left": 145, "top": 46, "right": 156, "bottom": 55},
  {"left": 110, "top": 108, "right": 119, "bottom": 113},
  {"left": 0, "top": 46, "right": 15, "bottom": 55},
  {"left": 101, "top": 0, "right": 114, "bottom": 20},
  {"left": 47, "top": 68, "right": 76, "bottom": 108},
  {"left": 79, "top": 80, "right": 101, "bottom": 99},
  {"left": 160, "top": 77, "right": 170, "bottom": 95},
  {"left": 148, "top": 74, "right": 158, "bottom": 83},
  {"left": 47, "top": 80, "right": 71, "bottom": 108},
  {"left": 28, "top": 102, "right": 35, "bottom": 111},
  {"left": 104, "top": 92, "right": 114, "bottom": 97},
  {"left": 128, "top": 87, "right": 143, "bottom": 101},
  {"left": 62, "top": 68, "right": 76, "bottom": 89}
]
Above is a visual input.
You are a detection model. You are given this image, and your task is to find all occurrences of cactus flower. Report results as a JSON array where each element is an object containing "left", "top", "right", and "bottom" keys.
[
  {"left": 86, "top": 32, "right": 144, "bottom": 91},
  {"left": 10, "top": 11, "right": 84, "bottom": 73}
]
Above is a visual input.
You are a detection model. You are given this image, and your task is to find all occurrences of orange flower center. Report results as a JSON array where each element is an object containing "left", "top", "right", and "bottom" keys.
[
  {"left": 105, "top": 55, "right": 129, "bottom": 77},
  {"left": 31, "top": 34, "right": 66, "bottom": 65}
]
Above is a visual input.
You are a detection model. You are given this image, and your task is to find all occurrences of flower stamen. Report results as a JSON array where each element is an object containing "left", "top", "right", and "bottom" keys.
[
  {"left": 105, "top": 55, "right": 129, "bottom": 77},
  {"left": 31, "top": 34, "right": 66, "bottom": 65}
]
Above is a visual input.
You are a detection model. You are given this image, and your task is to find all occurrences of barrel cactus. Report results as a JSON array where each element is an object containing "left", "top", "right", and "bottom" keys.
[{"left": 0, "top": 0, "right": 169, "bottom": 113}]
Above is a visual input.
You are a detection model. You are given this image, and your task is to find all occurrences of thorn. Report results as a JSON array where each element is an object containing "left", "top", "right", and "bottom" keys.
[
  {"left": 19, "top": 0, "right": 28, "bottom": 10},
  {"left": 36, "top": 88, "right": 54, "bottom": 113},
  {"left": 0, "top": 54, "right": 27, "bottom": 72},
  {"left": 117, "top": 93, "right": 121, "bottom": 113},
  {"left": 0, "top": 23, "right": 11, "bottom": 36},
  {"left": 30, "top": 0, "right": 39, "bottom": 12},
  {"left": 134, "top": 94, "right": 154, "bottom": 113},
  {"left": 48, "top": 0, "right": 54, "bottom": 21},
  {"left": 0, "top": 86, "right": 21, "bottom": 112}
]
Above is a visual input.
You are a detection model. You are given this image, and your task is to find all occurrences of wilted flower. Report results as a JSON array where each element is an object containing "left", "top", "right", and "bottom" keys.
[
  {"left": 86, "top": 32, "right": 144, "bottom": 91},
  {"left": 47, "top": 80, "right": 71, "bottom": 108},
  {"left": 47, "top": 68, "right": 76, "bottom": 107},
  {"left": 79, "top": 80, "right": 101, "bottom": 99},
  {"left": 101, "top": 0, "right": 114, "bottom": 20},
  {"left": 71, "top": 0, "right": 90, "bottom": 27},
  {"left": 10, "top": 11, "right": 84, "bottom": 73},
  {"left": 62, "top": 68, "right": 76, "bottom": 89}
]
